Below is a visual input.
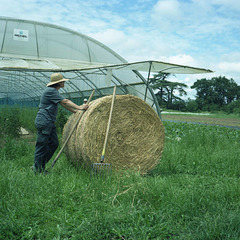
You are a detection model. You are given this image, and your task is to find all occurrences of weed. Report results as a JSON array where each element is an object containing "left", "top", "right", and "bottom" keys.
[{"left": 0, "top": 106, "right": 21, "bottom": 138}]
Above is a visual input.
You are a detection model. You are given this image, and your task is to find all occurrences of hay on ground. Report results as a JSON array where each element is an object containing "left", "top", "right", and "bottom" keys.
[{"left": 62, "top": 94, "right": 165, "bottom": 174}]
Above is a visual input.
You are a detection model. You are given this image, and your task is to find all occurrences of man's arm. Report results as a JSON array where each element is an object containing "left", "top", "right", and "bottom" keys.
[{"left": 60, "top": 99, "right": 88, "bottom": 113}]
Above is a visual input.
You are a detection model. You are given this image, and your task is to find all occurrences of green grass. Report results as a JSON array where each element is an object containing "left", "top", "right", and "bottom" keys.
[
  {"left": 162, "top": 112, "right": 240, "bottom": 128},
  {"left": 1, "top": 115, "right": 240, "bottom": 239},
  {"left": 208, "top": 112, "right": 240, "bottom": 119},
  {"left": 162, "top": 111, "right": 240, "bottom": 120}
]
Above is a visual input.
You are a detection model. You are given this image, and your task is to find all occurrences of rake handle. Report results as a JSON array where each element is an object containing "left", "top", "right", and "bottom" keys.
[
  {"left": 51, "top": 90, "right": 95, "bottom": 168},
  {"left": 101, "top": 86, "right": 116, "bottom": 162}
]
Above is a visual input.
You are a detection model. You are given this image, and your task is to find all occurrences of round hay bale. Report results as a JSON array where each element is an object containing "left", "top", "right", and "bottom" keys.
[{"left": 62, "top": 94, "right": 165, "bottom": 174}]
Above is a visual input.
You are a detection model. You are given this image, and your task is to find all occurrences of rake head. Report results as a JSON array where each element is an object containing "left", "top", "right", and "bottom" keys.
[{"left": 91, "top": 162, "right": 112, "bottom": 178}]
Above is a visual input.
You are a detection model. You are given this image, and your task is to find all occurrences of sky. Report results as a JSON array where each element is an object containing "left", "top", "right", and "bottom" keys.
[{"left": 0, "top": 0, "right": 240, "bottom": 99}]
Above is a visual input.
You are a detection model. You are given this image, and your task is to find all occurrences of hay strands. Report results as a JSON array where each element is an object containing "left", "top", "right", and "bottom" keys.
[
  {"left": 51, "top": 90, "right": 95, "bottom": 169},
  {"left": 91, "top": 86, "right": 116, "bottom": 177}
]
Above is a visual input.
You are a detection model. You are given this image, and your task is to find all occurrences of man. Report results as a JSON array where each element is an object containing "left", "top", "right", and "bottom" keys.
[{"left": 33, "top": 73, "right": 88, "bottom": 174}]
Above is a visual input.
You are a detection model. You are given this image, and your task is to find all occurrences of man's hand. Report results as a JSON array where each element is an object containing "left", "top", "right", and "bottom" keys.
[
  {"left": 79, "top": 104, "right": 89, "bottom": 110},
  {"left": 60, "top": 99, "right": 89, "bottom": 113}
]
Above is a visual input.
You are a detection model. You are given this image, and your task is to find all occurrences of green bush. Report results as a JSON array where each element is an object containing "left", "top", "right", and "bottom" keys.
[
  {"left": 225, "top": 99, "right": 240, "bottom": 115},
  {"left": 168, "top": 100, "right": 186, "bottom": 111},
  {"left": 233, "top": 107, "right": 240, "bottom": 115},
  {"left": 185, "top": 99, "right": 198, "bottom": 112},
  {"left": 0, "top": 107, "right": 21, "bottom": 138}
]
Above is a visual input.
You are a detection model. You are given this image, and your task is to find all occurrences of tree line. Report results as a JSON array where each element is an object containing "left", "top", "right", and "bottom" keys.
[{"left": 150, "top": 73, "right": 240, "bottom": 114}]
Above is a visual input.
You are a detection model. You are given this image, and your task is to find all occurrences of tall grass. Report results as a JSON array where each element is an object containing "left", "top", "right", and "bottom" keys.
[
  {"left": 0, "top": 109, "right": 240, "bottom": 239},
  {"left": 0, "top": 105, "right": 69, "bottom": 136}
]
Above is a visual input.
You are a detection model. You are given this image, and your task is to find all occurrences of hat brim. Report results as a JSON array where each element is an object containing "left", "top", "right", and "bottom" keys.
[{"left": 46, "top": 78, "right": 69, "bottom": 87}]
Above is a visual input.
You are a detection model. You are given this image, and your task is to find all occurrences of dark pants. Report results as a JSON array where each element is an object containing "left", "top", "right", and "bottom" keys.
[{"left": 34, "top": 123, "right": 59, "bottom": 172}]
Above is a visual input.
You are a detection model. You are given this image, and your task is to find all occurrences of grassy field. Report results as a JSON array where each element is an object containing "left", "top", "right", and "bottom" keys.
[
  {"left": 0, "top": 109, "right": 240, "bottom": 239},
  {"left": 162, "top": 112, "right": 240, "bottom": 128}
]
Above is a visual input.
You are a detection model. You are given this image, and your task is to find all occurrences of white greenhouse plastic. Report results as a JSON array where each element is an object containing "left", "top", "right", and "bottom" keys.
[{"left": 0, "top": 17, "right": 212, "bottom": 117}]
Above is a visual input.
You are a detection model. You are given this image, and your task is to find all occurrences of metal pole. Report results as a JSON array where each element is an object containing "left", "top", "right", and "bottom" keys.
[{"left": 144, "top": 61, "right": 152, "bottom": 102}]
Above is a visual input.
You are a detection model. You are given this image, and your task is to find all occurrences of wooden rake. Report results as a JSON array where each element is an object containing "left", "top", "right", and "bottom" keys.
[
  {"left": 91, "top": 86, "right": 117, "bottom": 177},
  {"left": 51, "top": 90, "right": 95, "bottom": 169}
]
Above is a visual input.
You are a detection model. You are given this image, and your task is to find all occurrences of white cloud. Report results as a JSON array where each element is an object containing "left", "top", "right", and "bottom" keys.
[
  {"left": 215, "top": 61, "right": 240, "bottom": 84},
  {"left": 89, "top": 29, "right": 127, "bottom": 47},
  {"left": 151, "top": 0, "right": 182, "bottom": 31},
  {"left": 152, "top": 0, "right": 181, "bottom": 19},
  {"left": 212, "top": 0, "right": 240, "bottom": 12},
  {"left": 160, "top": 54, "right": 200, "bottom": 68},
  {"left": 217, "top": 62, "right": 240, "bottom": 73}
]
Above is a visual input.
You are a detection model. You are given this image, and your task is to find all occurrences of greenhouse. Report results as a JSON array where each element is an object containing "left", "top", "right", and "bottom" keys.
[{"left": 0, "top": 16, "right": 212, "bottom": 117}]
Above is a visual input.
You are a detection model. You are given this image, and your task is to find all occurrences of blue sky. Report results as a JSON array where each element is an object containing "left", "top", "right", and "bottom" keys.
[{"left": 1, "top": 0, "right": 240, "bottom": 98}]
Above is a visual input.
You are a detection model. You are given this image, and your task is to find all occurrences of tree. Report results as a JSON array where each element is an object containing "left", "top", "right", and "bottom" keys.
[
  {"left": 212, "top": 76, "right": 238, "bottom": 105},
  {"left": 150, "top": 73, "right": 169, "bottom": 106},
  {"left": 191, "top": 78, "right": 215, "bottom": 110},
  {"left": 150, "top": 72, "right": 188, "bottom": 108},
  {"left": 191, "top": 76, "right": 240, "bottom": 111}
]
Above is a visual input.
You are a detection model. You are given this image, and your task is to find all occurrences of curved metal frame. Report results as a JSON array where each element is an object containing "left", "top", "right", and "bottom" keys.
[{"left": 0, "top": 16, "right": 161, "bottom": 117}]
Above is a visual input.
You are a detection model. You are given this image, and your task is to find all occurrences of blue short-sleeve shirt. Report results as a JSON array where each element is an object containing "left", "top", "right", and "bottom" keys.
[{"left": 35, "top": 87, "right": 64, "bottom": 126}]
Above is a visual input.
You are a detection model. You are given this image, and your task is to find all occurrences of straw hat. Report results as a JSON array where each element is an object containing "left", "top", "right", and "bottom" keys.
[{"left": 47, "top": 73, "right": 69, "bottom": 86}]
